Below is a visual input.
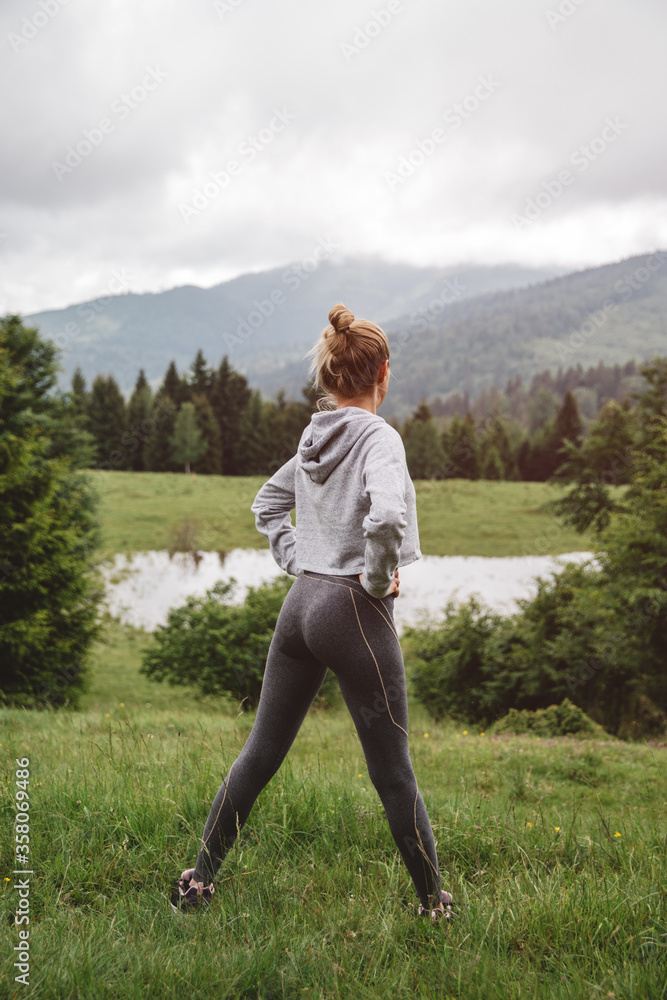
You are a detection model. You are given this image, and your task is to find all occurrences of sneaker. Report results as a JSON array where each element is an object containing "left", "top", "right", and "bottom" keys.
[
  {"left": 170, "top": 868, "right": 215, "bottom": 913},
  {"left": 418, "top": 889, "right": 456, "bottom": 921}
]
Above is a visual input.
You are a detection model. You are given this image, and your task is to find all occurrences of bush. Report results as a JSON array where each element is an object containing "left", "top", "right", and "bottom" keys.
[
  {"left": 139, "top": 574, "right": 340, "bottom": 710},
  {"left": 0, "top": 317, "right": 103, "bottom": 709},
  {"left": 407, "top": 361, "right": 667, "bottom": 741},
  {"left": 405, "top": 597, "right": 505, "bottom": 726},
  {"left": 491, "top": 699, "right": 609, "bottom": 739},
  {"left": 406, "top": 558, "right": 665, "bottom": 739}
]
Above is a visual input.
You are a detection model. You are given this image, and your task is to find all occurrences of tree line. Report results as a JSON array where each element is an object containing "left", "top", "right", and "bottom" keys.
[
  {"left": 67, "top": 342, "right": 642, "bottom": 483},
  {"left": 69, "top": 350, "right": 317, "bottom": 476}
]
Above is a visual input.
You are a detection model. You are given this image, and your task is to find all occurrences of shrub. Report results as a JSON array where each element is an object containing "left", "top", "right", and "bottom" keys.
[
  {"left": 139, "top": 574, "right": 340, "bottom": 710},
  {"left": 405, "top": 597, "right": 505, "bottom": 726},
  {"left": 491, "top": 699, "right": 609, "bottom": 739},
  {"left": 0, "top": 317, "right": 104, "bottom": 709}
]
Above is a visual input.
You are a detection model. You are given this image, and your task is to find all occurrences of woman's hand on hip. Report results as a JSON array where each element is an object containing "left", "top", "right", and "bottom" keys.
[{"left": 358, "top": 567, "right": 400, "bottom": 598}]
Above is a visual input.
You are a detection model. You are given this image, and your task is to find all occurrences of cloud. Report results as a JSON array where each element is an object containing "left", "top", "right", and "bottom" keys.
[{"left": 1, "top": 0, "right": 666, "bottom": 313}]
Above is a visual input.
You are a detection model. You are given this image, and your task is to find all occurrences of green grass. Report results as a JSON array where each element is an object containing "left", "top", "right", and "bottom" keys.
[
  {"left": 1, "top": 618, "right": 665, "bottom": 999},
  {"left": 90, "top": 471, "right": 600, "bottom": 561}
]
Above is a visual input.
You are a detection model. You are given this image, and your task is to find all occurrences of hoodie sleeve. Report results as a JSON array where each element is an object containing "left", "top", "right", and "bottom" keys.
[
  {"left": 359, "top": 429, "right": 408, "bottom": 598},
  {"left": 250, "top": 454, "right": 302, "bottom": 577}
]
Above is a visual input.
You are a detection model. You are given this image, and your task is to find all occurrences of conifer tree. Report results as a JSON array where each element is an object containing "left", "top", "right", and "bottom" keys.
[
  {"left": 161, "top": 360, "right": 189, "bottom": 408},
  {"left": 553, "top": 388, "right": 583, "bottom": 457},
  {"left": 0, "top": 317, "right": 103, "bottom": 708},
  {"left": 402, "top": 402, "right": 446, "bottom": 479},
  {"left": 211, "top": 355, "right": 252, "bottom": 474},
  {"left": 143, "top": 393, "right": 179, "bottom": 472},
  {"left": 86, "top": 374, "right": 129, "bottom": 470},
  {"left": 192, "top": 392, "right": 223, "bottom": 474},
  {"left": 70, "top": 367, "right": 89, "bottom": 420},
  {"left": 126, "top": 369, "right": 153, "bottom": 471},
  {"left": 189, "top": 349, "right": 214, "bottom": 401},
  {"left": 236, "top": 390, "right": 270, "bottom": 475},
  {"left": 442, "top": 412, "right": 479, "bottom": 479}
]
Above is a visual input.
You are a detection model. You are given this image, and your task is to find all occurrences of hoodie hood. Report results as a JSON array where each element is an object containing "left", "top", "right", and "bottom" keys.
[{"left": 298, "top": 407, "right": 385, "bottom": 484}]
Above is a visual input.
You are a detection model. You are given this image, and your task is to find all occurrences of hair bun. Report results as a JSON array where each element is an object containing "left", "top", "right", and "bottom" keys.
[{"left": 329, "top": 304, "right": 355, "bottom": 334}]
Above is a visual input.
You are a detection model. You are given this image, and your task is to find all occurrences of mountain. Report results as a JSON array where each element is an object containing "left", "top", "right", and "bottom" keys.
[
  {"left": 24, "top": 256, "right": 559, "bottom": 403},
  {"left": 377, "top": 250, "right": 667, "bottom": 417}
]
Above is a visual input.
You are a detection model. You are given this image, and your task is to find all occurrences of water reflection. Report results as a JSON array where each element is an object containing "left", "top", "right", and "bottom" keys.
[{"left": 100, "top": 548, "right": 595, "bottom": 635}]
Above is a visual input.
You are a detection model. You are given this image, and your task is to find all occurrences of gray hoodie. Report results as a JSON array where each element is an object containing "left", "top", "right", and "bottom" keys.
[{"left": 250, "top": 405, "right": 422, "bottom": 598}]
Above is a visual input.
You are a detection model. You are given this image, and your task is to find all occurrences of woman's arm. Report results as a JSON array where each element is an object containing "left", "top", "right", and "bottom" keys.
[
  {"left": 359, "top": 431, "right": 408, "bottom": 598},
  {"left": 250, "top": 454, "right": 301, "bottom": 576}
]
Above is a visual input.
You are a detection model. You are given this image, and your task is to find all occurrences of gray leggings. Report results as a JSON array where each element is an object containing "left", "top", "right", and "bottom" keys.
[{"left": 192, "top": 569, "right": 444, "bottom": 909}]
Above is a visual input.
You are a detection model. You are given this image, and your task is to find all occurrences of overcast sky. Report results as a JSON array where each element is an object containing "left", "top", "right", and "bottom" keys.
[{"left": 2, "top": 0, "right": 666, "bottom": 315}]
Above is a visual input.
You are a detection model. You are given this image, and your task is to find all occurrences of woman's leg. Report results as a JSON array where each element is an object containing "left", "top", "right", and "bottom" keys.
[
  {"left": 191, "top": 579, "right": 327, "bottom": 885},
  {"left": 300, "top": 573, "right": 444, "bottom": 910}
]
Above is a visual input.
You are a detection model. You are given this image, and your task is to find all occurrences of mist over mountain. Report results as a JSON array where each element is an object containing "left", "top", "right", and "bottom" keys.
[
  {"left": 378, "top": 250, "right": 667, "bottom": 418},
  {"left": 23, "top": 251, "right": 667, "bottom": 423},
  {"left": 25, "top": 257, "right": 559, "bottom": 402}
]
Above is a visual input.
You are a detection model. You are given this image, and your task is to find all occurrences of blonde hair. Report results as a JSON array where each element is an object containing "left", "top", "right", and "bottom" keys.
[{"left": 303, "top": 303, "right": 390, "bottom": 412}]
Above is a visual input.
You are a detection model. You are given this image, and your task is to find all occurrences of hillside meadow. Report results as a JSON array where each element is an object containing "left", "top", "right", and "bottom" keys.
[
  {"left": 1, "top": 616, "right": 665, "bottom": 998},
  {"left": 89, "top": 471, "right": 600, "bottom": 561},
  {"left": 2, "top": 472, "right": 663, "bottom": 1000}
]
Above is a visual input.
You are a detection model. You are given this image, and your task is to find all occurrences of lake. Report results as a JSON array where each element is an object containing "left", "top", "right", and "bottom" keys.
[{"left": 100, "top": 548, "right": 595, "bottom": 635}]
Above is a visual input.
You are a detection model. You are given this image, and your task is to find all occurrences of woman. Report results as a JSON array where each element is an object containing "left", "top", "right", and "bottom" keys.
[{"left": 171, "top": 304, "right": 455, "bottom": 920}]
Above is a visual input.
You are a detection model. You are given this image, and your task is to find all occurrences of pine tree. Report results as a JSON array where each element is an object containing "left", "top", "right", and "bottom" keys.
[
  {"left": 479, "top": 443, "right": 504, "bottom": 480},
  {"left": 192, "top": 393, "right": 223, "bottom": 474},
  {"left": 263, "top": 386, "right": 313, "bottom": 468},
  {"left": 479, "top": 416, "right": 517, "bottom": 480},
  {"left": 170, "top": 402, "right": 206, "bottom": 474},
  {"left": 126, "top": 369, "right": 153, "bottom": 471},
  {"left": 442, "top": 412, "right": 479, "bottom": 479},
  {"left": 161, "top": 360, "right": 189, "bottom": 408},
  {"left": 143, "top": 393, "right": 179, "bottom": 472},
  {"left": 402, "top": 403, "right": 446, "bottom": 479},
  {"left": 236, "top": 390, "right": 270, "bottom": 475},
  {"left": 189, "top": 349, "right": 214, "bottom": 401},
  {"left": 553, "top": 389, "right": 583, "bottom": 456},
  {"left": 211, "top": 356, "right": 252, "bottom": 474},
  {"left": 86, "top": 374, "right": 129, "bottom": 470},
  {"left": 70, "top": 367, "right": 89, "bottom": 420},
  {"left": 0, "top": 319, "right": 103, "bottom": 708}
]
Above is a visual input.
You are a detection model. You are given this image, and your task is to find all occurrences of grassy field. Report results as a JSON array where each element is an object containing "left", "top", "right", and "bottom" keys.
[
  {"left": 89, "top": 471, "right": 600, "bottom": 561},
  {"left": 1, "top": 617, "right": 665, "bottom": 999}
]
